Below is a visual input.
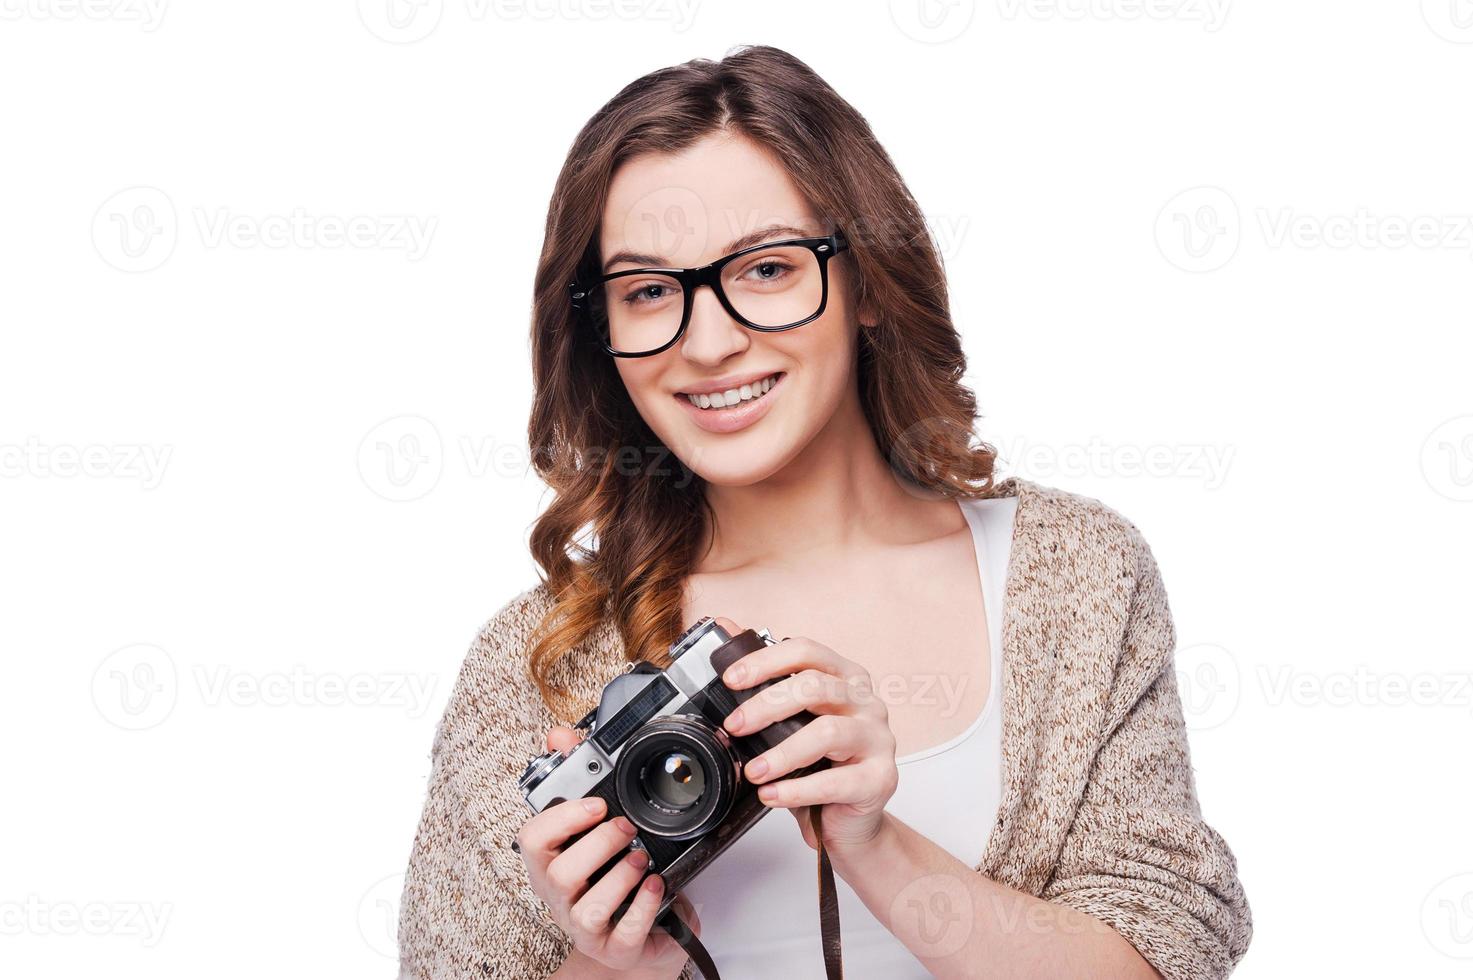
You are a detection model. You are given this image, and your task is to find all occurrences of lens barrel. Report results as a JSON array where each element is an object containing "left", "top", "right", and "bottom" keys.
[{"left": 614, "top": 715, "right": 738, "bottom": 841}]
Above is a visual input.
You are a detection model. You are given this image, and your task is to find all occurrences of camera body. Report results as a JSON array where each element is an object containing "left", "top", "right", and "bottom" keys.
[{"left": 517, "top": 616, "right": 826, "bottom": 917}]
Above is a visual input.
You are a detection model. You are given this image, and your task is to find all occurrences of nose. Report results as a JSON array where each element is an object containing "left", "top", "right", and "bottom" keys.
[{"left": 679, "top": 282, "right": 749, "bottom": 365}]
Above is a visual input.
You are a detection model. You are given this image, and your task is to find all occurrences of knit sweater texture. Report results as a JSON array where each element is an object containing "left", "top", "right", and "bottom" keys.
[{"left": 396, "top": 476, "right": 1252, "bottom": 979}]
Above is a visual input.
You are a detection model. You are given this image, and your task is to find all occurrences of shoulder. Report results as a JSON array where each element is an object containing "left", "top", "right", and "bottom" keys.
[
  {"left": 1010, "top": 476, "right": 1164, "bottom": 585},
  {"left": 448, "top": 579, "right": 623, "bottom": 731},
  {"left": 468, "top": 581, "right": 558, "bottom": 669},
  {"left": 432, "top": 582, "right": 562, "bottom": 755},
  {"left": 1010, "top": 477, "right": 1179, "bottom": 712}
]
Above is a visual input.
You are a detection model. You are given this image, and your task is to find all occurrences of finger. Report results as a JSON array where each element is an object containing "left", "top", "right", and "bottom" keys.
[
  {"left": 545, "top": 815, "right": 640, "bottom": 911},
  {"left": 756, "top": 761, "right": 896, "bottom": 809},
  {"left": 744, "top": 714, "right": 870, "bottom": 783},
  {"left": 712, "top": 616, "right": 742, "bottom": 636},
  {"left": 567, "top": 846, "right": 651, "bottom": 939},
  {"left": 609, "top": 871, "right": 666, "bottom": 954},
  {"left": 546, "top": 725, "right": 583, "bottom": 755},
  {"left": 720, "top": 636, "right": 851, "bottom": 690},
  {"left": 723, "top": 669, "right": 855, "bottom": 736},
  {"left": 517, "top": 796, "right": 610, "bottom": 866}
]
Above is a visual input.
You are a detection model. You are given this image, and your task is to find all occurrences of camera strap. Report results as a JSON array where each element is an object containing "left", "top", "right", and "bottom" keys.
[{"left": 657, "top": 805, "right": 843, "bottom": 979}]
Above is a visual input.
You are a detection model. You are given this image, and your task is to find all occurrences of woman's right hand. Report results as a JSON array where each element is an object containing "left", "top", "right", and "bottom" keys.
[{"left": 518, "top": 726, "right": 700, "bottom": 978}]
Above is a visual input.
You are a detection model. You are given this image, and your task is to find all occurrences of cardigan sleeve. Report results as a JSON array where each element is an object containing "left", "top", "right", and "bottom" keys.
[
  {"left": 1040, "top": 527, "right": 1252, "bottom": 980},
  {"left": 396, "top": 592, "right": 700, "bottom": 980},
  {"left": 397, "top": 595, "right": 578, "bottom": 979}
]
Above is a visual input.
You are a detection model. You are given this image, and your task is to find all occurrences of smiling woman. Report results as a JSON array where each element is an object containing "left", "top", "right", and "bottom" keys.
[{"left": 396, "top": 43, "right": 1250, "bottom": 980}]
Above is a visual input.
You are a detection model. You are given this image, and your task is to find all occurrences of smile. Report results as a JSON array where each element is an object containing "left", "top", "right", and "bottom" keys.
[
  {"left": 674, "top": 371, "right": 787, "bottom": 435},
  {"left": 681, "top": 372, "right": 784, "bottom": 410}
]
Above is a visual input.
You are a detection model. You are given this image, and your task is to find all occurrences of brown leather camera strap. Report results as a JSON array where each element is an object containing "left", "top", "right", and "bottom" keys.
[
  {"left": 811, "top": 805, "right": 844, "bottom": 979},
  {"left": 658, "top": 806, "right": 842, "bottom": 979}
]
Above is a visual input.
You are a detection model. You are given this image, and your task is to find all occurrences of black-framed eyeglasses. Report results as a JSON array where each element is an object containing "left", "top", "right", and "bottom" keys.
[{"left": 569, "top": 232, "right": 850, "bottom": 358}]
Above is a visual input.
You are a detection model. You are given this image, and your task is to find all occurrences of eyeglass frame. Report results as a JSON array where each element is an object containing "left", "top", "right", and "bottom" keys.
[{"left": 568, "top": 231, "right": 851, "bottom": 358}]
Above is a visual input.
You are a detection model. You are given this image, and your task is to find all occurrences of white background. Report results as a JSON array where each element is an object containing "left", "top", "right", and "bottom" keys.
[{"left": 3, "top": 2, "right": 1471, "bottom": 977}]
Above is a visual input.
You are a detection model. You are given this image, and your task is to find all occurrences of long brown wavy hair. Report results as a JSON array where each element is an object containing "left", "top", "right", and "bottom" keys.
[{"left": 524, "top": 44, "right": 999, "bottom": 719}]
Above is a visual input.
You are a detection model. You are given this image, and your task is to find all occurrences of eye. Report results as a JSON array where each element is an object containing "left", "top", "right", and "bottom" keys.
[
  {"left": 619, "top": 279, "right": 681, "bottom": 306},
  {"left": 741, "top": 258, "right": 795, "bottom": 284}
]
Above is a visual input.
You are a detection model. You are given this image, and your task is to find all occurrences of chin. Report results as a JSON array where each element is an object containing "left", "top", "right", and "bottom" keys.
[{"left": 664, "top": 423, "right": 801, "bottom": 488}]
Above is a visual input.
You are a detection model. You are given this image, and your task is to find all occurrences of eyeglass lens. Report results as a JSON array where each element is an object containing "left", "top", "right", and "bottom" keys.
[{"left": 589, "top": 243, "right": 825, "bottom": 354}]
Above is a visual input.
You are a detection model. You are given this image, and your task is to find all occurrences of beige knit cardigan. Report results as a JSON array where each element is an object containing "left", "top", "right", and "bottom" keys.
[{"left": 397, "top": 476, "right": 1252, "bottom": 980}]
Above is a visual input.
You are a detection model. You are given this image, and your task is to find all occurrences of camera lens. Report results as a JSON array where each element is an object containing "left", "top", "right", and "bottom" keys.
[
  {"left": 614, "top": 715, "right": 736, "bottom": 841},
  {"left": 640, "top": 750, "right": 706, "bottom": 812}
]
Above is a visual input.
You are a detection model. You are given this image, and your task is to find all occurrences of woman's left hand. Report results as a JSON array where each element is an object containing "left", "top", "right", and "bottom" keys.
[{"left": 710, "top": 617, "right": 899, "bottom": 852}]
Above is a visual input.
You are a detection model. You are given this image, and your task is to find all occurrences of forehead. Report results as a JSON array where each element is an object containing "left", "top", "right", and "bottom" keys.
[{"left": 600, "top": 130, "right": 820, "bottom": 269}]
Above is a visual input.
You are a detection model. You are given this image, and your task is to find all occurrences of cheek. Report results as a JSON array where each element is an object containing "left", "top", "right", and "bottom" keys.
[{"left": 614, "top": 361, "right": 661, "bottom": 408}]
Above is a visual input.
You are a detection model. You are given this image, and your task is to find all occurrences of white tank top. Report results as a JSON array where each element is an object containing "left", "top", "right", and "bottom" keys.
[{"left": 679, "top": 495, "right": 1018, "bottom": 978}]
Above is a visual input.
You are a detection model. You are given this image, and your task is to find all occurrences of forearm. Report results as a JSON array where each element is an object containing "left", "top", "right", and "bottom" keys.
[
  {"left": 827, "top": 811, "right": 1161, "bottom": 980},
  {"left": 550, "top": 947, "right": 683, "bottom": 980}
]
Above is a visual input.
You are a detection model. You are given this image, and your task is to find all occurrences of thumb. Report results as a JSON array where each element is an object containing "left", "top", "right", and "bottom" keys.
[
  {"left": 711, "top": 616, "right": 743, "bottom": 636},
  {"left": 545, "top": 725, "right": 582, "bottom": 755}
]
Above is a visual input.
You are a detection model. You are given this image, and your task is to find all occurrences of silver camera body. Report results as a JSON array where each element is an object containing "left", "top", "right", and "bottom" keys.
[{"left": 517, "top": 616, "right": 824, "bottom": 916}]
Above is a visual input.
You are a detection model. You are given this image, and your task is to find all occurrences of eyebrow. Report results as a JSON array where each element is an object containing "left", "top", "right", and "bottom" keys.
[{"left": 601, "top": 223, "right": 814, "bottom": 274}]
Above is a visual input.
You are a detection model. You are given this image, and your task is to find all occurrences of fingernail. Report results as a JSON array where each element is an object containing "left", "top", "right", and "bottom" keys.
[
  {"left": 746, "top": 757, "right": 768, "bottom": 779},
  {"left": 583, "top": 798, "right": 603, "bottom": 814},
  {"left": 758, "top": 784, "right": 778, "bottom": 802},
  {"left": 644, "top": 874, "right": 664, "bottom": 893},
  {"left": 615, "top": 816, "right": 636, "bottom": 834},
  {"left": 724, "top": 708, "right": 744, "bottom": 732},
  {"left": 625, "top": 849, "right": 649, "bottom": 868},
  {"left": 724, "top": 665, "right": 745, "bottom": 685}
]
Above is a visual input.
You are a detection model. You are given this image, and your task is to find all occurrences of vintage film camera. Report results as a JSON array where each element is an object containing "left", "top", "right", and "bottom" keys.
[{"left": 517, "top": 615, "right": 827, "bottom": 918}]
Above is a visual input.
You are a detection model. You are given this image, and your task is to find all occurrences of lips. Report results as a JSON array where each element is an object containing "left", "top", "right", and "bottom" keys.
[{"left": 674, "top": 371, "right": 787, "bottom": 435}]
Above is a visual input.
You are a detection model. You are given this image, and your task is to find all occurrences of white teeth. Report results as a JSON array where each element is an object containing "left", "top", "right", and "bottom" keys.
[{"left": 684, "top": 373, "right": 781, "bottom": 410}]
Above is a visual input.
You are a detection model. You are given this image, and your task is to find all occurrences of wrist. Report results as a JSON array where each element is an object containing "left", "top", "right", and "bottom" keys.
[{"left": 824, "top": 809, "right": 902, "bottom": 874}]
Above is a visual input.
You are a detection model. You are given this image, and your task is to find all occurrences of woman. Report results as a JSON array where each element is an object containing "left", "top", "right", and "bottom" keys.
[{"left": 397, "top": 45, "right": 1251, "bottom": 980}]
